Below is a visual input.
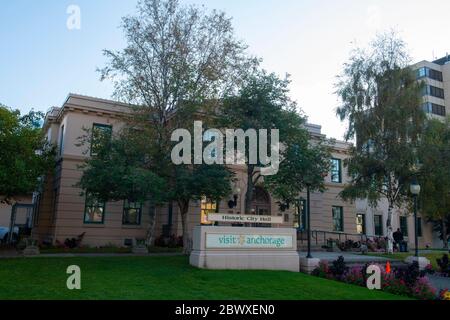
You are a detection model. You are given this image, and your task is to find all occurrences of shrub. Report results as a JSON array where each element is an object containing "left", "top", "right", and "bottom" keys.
[
  {"left": 329, "top": 256, "right": 348, "bottom": 280},
  {"left": 410, "top": 277, "right": 437, "bottom": 300},
  {"left": 436, "top": 254, "right": 450, "bottom": 277},
  {"left": 337, "top": 240, "right": 360, "bottom": 252},
  {"left": 63, "top": 232, "right": 85, "bottom": 249},
  {"left": 342, "top": 266, "right": 365, "bottom": 286},
  {"left": 395, "top": 262, "right": 420, "bottom": 288},
  {"left": 382, "top": 272, "right": 410, "bottom": 297},
  {"left": 311, "top": 261, "right": 329, "bottom": 278}
]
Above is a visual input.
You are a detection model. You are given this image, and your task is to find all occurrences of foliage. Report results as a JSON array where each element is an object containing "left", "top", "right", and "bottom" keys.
[
  {"left": 311, "top": 257, "right": 437, "bottom": 299},
  {"left": 93, "top": 0, "right": 252, "bottom": 252},
  {"left": 154, "top": 234, "right": 183, "bottom": 248},
  {"left": 0, "top": 105, "right": 55, "bottom": 204},
  {"left": 329, "top": 256, "right": 349, "bottom": 280},
  {"left": 61, "top": 233, "right": 85, "bottom": 249},
  {"left": 218, "top": 71, "right": 331, "bottom": 213},
  {"left": 336, "top": 239, "right": 361, "bottom": 251},
  {"left": 418, "top": 118, "right": 450, "bottom": 249},
  {"left": 335, "top": 31, "right": 426, "bottom": 253},
  {"left": 77, "top": 128, "right": 166, "bottom": 204}
]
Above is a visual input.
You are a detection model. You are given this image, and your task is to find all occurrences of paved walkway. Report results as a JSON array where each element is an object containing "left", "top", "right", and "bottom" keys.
[{"left": 301, "top": 251, "right": 393, "bottom": 263}]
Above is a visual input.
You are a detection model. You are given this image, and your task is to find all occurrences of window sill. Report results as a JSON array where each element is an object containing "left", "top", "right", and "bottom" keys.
[
  {"left": 122, "top": 225, "right": 142, "bottom": 229},
  {"left": 83, "top": 223, "right": 105, "bottom": 228}
]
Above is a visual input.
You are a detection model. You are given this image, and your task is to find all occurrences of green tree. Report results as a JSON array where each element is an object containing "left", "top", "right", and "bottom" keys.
[
  {"left": 0, "top": 104, "right": 55, "bottom": 204},
  {"left": 92, "top": 0, "right": 248, "bottom": 251},
  {"left": 219, "top": 71, "right": 331, "bottom": 214},
  {"left": 335, "top": 31, "right": 425, "bottom": 253},
  {"left": 418, "top": 118, "right": 450, "bottom": 249}
]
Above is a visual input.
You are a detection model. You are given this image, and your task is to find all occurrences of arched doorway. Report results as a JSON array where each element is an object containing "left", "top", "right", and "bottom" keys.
[{"left": 251, "top": 186, "right": 271, "bottom": 227}]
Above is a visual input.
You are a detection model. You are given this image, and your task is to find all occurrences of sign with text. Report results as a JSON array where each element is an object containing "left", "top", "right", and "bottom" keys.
[
  {"left": 205, "top": 233, "right": 293, "bottom": 249},
  {"left": 207, "top": 213, "right": 283, "bottom": 224}
]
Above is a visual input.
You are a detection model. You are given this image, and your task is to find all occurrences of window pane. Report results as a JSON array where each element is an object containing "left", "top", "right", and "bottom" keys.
[
  {"left": 332, "top": 206, "right": 343, "bottom": 232},
  {"left": 84, "top": 193, "right": 105, "bottom": 223},
  {"left": 91, "top": 124, "right": 112, "bottom": 155}
]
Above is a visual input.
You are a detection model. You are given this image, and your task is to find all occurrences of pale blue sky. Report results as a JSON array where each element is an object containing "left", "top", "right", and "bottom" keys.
[{"left": 1, "top": 0, "right": 449, "bottom": 140}]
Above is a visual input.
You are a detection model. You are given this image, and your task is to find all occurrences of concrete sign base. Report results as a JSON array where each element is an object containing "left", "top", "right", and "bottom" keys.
[{"left": 189, "top": 226, "right": 300, "bottom": 272}]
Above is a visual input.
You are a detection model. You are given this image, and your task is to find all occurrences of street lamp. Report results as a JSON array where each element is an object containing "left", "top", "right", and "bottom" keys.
[{"left": 410, "top": 178, "right": 421, "bottom": 258}]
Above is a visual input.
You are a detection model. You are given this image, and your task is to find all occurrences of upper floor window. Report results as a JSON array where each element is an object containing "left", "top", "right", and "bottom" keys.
[
  {"left": 84, "top": 193, "right": 105, "bottom": 224},
  {"left": 123, "top": 200, "right": 142, "bottom": 225},
  {"left": 91, "top": 123, "right": 112, "bottom": 156},
  {"left": 422, "top": 102, "right": 446, "bottom": 117},
  {"left": 330, "top": 158, "right": 342, "bottom": 183},
  {"left": 59, "top": 125, "right": 65, "bottom": 156},
  {"left": 416, "top": 67, "right": 443, "bottom": 81},
  {"left": 422, "top": 85, "right": 445, "bottom": 99}
]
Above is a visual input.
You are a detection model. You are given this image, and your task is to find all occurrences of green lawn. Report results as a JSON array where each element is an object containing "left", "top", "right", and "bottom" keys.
[
  {"left": 0, "top": 256, "right": 409, "bottom": 300},
  {"left": 366, "top": 251, "right": 448, "bottom": 269}
]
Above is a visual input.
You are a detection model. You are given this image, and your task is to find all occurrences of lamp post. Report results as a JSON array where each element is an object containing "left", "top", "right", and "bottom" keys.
[{"left": 410, "top": 178, "right": 421, "bottom": 258}]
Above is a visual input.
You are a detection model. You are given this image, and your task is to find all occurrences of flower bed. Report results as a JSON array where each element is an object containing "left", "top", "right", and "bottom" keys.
[{"left": 311, "top": 256, "right": 443, "bottom": 300}]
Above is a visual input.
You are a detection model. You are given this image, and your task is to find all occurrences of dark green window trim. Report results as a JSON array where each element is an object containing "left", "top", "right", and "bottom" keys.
[
  {"left": 90, "top": 123, "right": 112, "bottom": 156},
  {"left": 83, "top": 193, "right": 105, "bottom": 224},
  {"left": 332, "top": 206, "right": 344, "bottom": 232},
  {"left": 331, "top": 158, "right": 342, "bottom": 183},
  {"left": 122, "top": 200, "right": 142, "bottom": 225}
]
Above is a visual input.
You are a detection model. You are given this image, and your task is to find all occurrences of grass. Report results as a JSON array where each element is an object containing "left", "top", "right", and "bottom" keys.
[
  {"left": 366, "top": 251, "right": 448, "bottom": 269},
  {"left": 0, "top": 255, "right": 410, "bottom": 300}
]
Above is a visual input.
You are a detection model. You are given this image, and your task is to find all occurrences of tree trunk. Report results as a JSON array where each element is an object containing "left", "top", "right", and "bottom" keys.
[
  {"left": 145, "top": 204, "right": 157, "bottom": 246},
  {"left": 244, "top": 165, "right": 255, "bottom": 215},
  {"left": 386, "top": 205, "right": 394, "bottom": 254},
  {"left": 442, "top": 219, "right": 448, "bottom": 249},
  {"left": 178, "top": 199, "right": 191, "bottom": 254}
]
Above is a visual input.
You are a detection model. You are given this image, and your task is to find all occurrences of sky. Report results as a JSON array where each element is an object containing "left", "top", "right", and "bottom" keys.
[{"left": 1, "top": 0, "right": 450, "bottom": 140}]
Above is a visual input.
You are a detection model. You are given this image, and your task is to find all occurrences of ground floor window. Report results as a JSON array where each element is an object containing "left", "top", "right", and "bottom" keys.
[
  {"left": 123, "top": 200, "right": 142, "bottom": 225},
  {"left": 84, "top": 193, "right": 105, "bottom": 224},
  {"left": 374, "top": 215, "right": 383, "bottom": 236},
  {"left": 332, "top": 206, "right": 344, "bottom": 232},
  {"left": 356, "top": 213, "right": 366, "bottom": 234},
  {"left": 200, "top": 197, "right": 217, "bottom": 225},
  {"left": 400, "top": 216, "right": 408, "bottom": 237},
  {"left": 417, "top": 217, "right": 423, "bottom": 237}
]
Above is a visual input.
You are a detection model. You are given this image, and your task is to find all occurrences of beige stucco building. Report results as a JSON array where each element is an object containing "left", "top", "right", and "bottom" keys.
[
  {"left": 31, "top": 94, "right": 363, "bottom": 248},
  {"left": 31, "top": 93, "right": 438, "bottom": 250}
]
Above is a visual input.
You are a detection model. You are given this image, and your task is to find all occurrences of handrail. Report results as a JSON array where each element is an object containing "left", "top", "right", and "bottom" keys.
[{"left": 297, "top": 229, "right": 382, "bottom": 246}]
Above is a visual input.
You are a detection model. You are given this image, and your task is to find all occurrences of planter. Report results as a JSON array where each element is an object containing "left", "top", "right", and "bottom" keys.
[{"left": 23, "top": 245, "right": 40, "bottom": 256}]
